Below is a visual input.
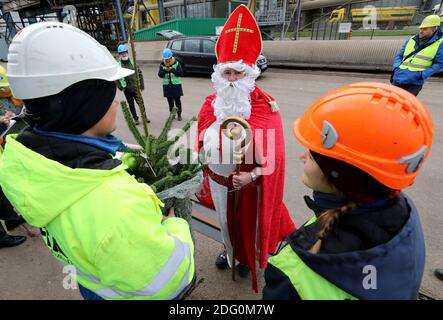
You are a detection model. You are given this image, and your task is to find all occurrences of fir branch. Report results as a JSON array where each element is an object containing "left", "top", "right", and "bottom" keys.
[
  {"left": 171, "top": 116, "right": 198, "bottom": 143},
  {"left": 158, "top": 107, "right": 178, "bottom": 142},
  {"left": 121, "top": 101, "right": 145, "bottom": 147},
  {"left": 124, "top": 12, "right": 149, "bottom": 136}
]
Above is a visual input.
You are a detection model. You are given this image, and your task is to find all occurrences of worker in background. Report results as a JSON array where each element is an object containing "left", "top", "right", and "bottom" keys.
[
  {"left": 263, "top": 83, "right": 434, "bottom": 300},
  {"left": 158, "top": 48, "right": 184, "bottom": 121},
  {"left": 0, "top": 22, "right": 194, "bottom": 300},
  {"left": 0, "top": 65, "right": 23, "bottom": 107},
  {"left": 116, "top": 44, "right": 148, "bottom": 125},
  {"left": 0, "top": 65, "right": 27, "bottom": 237},
  {"left": 0, "top": 65, "right": 25, "bottom": 132},
  {"left": 391, "top": 14, "right": 443, "bottom": 96}
]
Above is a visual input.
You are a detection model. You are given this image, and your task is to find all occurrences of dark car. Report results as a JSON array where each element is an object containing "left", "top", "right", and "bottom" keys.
[{"left": 157, "top": 30, "right": 268, "bottom": 75}]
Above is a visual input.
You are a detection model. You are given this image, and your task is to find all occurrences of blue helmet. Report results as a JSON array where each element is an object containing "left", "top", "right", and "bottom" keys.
[
  {"left": 162, "top": 48, "right": 173, "bottom": 59},
  {"left": 117, "top": 44, "right": 128, "bottom": 54}
]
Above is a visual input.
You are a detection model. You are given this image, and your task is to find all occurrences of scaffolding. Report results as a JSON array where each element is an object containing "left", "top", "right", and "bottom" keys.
[
  {"left": 0, "top": 1, "right": 40, "bottom": 12},
  {"left": 0, "top": 1, "right": 129, "bottom": 50},
  {"left": 48, "top": 1, "right": 128, "bottom": 49},
  {"left": 254, "top": 0, "right": 294, "bottom": 39},
  {"left": 0, "top": 0, "right": 300, "bottom": 51}
]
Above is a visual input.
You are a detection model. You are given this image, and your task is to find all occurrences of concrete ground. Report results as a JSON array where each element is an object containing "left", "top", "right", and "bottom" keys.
[{"left": 1, "top": 65, "right": 442, "bottom": 300}]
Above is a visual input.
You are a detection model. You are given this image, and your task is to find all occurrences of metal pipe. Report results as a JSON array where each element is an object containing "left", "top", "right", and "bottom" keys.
[
  {"left": 301, "top": 0, "right": 363, "bottom": 11},
  {"left": 322, "top": 19, "right": 326, "bottom": 40},
  {"left": 281, "top": 0, "right": 287, "bottom": 40},
  {"left": 115, "top": 0, "right": 127, "bottom": 42},
  {"left": 310, "top": 20, "right": 314, "bottom": 40},
  {"left": 19, "top": 11, "right": 26, "bottom": 28},
  {"left": 4, "top": 12, "right": 17, "bottom": 39},
  {"left": 262, "top": 39, "right": 407, "bottom": 72},
  {"left": 158, "top": 0, "right": 165, "bottom": 23},
  {"left": 295, "top": 0, "right": 302, "bottom": 40},
  {"left": 141, "top": 0, "right": 215, "bottom": 11},
  {"left": 315, "top": 18, "right": 320, "bottom": 39},
  {"left": 183, "top": 0, "right": 188, "bottom": 18}
]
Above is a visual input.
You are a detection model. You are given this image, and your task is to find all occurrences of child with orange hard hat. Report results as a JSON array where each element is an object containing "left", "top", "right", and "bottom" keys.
[{"left": 263, "top": 82, "right": 434, "bottom": 300}]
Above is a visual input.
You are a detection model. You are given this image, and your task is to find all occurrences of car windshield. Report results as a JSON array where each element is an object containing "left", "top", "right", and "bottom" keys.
[{"left": 164, "top": 30, "right": 183, "bottom": 38}]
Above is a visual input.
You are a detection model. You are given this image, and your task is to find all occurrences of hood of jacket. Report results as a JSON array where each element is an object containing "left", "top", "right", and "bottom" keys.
[{"left": 0, "top": 134, "right": 127, "bottom": 228}]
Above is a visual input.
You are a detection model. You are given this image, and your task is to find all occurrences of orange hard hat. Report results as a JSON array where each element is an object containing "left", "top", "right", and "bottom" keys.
[{"left": 293, "top": 82, "right": 434, "bottom": 190}]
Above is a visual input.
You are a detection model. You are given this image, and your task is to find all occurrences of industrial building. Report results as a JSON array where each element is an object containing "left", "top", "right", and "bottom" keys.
[{"left": 0, "top": 0, "right": 442, "bottom": 57}]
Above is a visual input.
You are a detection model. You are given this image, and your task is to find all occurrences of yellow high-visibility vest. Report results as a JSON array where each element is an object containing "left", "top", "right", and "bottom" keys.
[{"left": 400, "top": 37, "right": 443, "bottom": 71}]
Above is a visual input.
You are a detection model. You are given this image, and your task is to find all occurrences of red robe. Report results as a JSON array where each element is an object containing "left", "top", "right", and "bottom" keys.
[{"left": 197, "top": 86, "right": 296, "bottom": 292}]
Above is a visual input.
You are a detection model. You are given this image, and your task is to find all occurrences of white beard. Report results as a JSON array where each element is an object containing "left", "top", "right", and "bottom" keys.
[{"left": 211, "top": 68, "right": 256, "bottom": 124}]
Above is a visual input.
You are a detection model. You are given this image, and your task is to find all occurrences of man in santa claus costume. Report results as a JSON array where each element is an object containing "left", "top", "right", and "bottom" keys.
[{"left": 196, "top": 4, "right": 295, "bottom": 292}]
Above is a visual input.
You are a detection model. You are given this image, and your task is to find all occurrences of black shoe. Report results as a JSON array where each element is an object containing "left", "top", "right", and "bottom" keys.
[
  {"left": 5, "top": 216, "right": 26, "bottom": 231},
  {"left": 177, "top": 115, "right": 182, "bottom": 121},
  {"left": 237, "top": 264, "right": 250, "bottom": 278},
  {"left": 0, "top": 235, "right": 26, "bottom": 248},
  {"left": 215, "top": 250, "right": 228, "bottom": 269},
  {"left": 434, "top": 268, "right": 443, "bottom": 281}
]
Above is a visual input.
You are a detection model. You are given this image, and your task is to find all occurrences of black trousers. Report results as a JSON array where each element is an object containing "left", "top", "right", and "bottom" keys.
[
  {"left": 124, "top": 90, "right": 139, "bottom": 121},
  {"left": 0, "top": 223, "right": 5, "bottom": 240},
  {"left": 392, "top": 82, "right": 423, "bottom": 96},
  {"left": 167, "top": 97, "right": 182, "bottom": 116},
  {"left": 0, "top": 188, "right": 21, "bottom": 239}
]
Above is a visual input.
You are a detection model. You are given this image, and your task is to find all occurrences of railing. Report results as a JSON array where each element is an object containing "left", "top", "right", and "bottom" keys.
[
  {"left": 255, "top": 9, "right": 291, "bottom": 26},
  {"left": 310, "top": 17, "right": 350, "bottom": 40}
]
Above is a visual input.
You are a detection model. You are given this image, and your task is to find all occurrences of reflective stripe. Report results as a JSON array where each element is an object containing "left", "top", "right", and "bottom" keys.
[
  {"left": 127, "top": 236, "right": 190, "bottom": 297},
  {"left": 167, "top": 240, "right": 193, "bottom": 299},
  {"left": 58, "top": 262, "right": 122, "bottom": 299},
  {"left": 93, "top": 286, "right": 121, "bottom": 299},
  {"left": 60, "top": 236, "right": 192, "bottom": 299},
  {"left": 268, "top": 245, "right": 357, "bottom": 300},
  {"left": 414, "top": 54, "right": 433, "bottom": 62},
  {"left": 161, "top": 62, "right": 182, "bottom": 85},
  {"left": 400, "top": 61, "right": 428, "bottom": 69},
  {"left": 401, "top": 37, "right": 443, "bottom": 72}
]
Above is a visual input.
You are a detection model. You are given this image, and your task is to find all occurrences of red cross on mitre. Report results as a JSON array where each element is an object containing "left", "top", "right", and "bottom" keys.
[{"left": 216, "top": 5, "right": 262, "bottom": 67}]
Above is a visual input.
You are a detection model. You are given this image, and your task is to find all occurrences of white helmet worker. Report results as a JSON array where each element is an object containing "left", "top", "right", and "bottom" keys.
[{"left": 7, "top": 22, "right": 133, "bottom": 100}]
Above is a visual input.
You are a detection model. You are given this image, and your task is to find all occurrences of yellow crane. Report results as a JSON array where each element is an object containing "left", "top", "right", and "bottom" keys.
[{"left": 329, "top": 6, "right": 417, "bottom": 25}]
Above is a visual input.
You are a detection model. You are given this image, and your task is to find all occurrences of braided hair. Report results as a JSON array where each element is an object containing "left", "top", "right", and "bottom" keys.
[{"left": 308, "top": 151, "right": 398, "bottom": 254}]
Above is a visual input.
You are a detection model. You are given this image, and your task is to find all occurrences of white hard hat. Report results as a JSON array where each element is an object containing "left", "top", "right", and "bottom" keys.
[{"left": 7, "top": 22, "right": 134, "bottom": 100}]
